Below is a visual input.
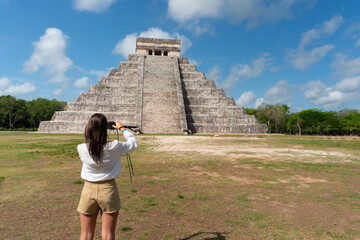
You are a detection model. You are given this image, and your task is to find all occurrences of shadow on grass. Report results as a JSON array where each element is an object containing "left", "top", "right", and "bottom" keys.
[{"left": 179, "top": 231, "right": 228, "bottom": 240}]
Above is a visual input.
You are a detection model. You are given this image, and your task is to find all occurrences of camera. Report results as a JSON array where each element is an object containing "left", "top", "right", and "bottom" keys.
[{"left": 107, "top": 121, "right": 116, "bottom": 130}]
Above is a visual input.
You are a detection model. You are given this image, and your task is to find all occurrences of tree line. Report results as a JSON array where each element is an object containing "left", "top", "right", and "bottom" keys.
[
  {"left": 0, "top": 95, "right": 66, "bottom": 130},
  {"left": 246, "top": 104, "right": 360, "bottom": 135},
  {"left": 1, "top": 95, "right": 359, "bottom": 135}
]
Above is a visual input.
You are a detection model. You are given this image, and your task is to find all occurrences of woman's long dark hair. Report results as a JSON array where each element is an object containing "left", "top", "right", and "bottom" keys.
[{"left": 85, "top": 113, "right": 108, "bottom": 163}]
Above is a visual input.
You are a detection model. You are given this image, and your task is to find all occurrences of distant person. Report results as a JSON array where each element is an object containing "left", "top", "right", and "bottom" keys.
[{"left": 77, "top": 113, "right": 137, "bottom": 240}]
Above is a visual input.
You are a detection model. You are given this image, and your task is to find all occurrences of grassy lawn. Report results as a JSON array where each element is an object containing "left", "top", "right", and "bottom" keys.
[{"left": 0, "top": 132, "right": 359, "bottom": 239}]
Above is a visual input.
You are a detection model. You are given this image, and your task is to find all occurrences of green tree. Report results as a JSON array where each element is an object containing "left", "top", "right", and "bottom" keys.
[
  {"left": 318, "top": 111, "right": 340, "bottom": 135},
  {"left": 340, "top": 111, "right": 360, "bottom": 135},
  {"left": 256, "top": 103, "right": 290, "bottom": 133},
  {"left": 295, "top": 109, "right": 325, "bottom": 135},
  {"left": 0, "top": 95, "right": 27, "bottom": 129},
  {"left": 286, "top": 113, "right": 304, "bottom": 135},
  {"left": 244, "top": 108, "right": 257, "bottom": 116},
  {"left": 0, "top": 96, "right": 66, "bottom": 130},
  {"left": 27, "top": 98, "right": 66, "bottom": 128}
]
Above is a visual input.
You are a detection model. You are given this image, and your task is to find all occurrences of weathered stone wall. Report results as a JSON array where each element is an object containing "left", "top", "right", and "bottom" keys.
[
  {"left": 141, "top": 55, "right": 182, "bottom": 133},
  {"left": 136, "top": 37, "right": 180, "bottom": 56},
  {"left": 178, "top": 57, "right": 267, "bottom": 134},
  {"left": 38, "top": 54, "right": 141, "bottom": 133}
]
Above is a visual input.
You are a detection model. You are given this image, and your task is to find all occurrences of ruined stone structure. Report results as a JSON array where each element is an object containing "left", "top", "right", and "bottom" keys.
[{"left": 38, "top": 37, "right": 267, "bottom": 134}]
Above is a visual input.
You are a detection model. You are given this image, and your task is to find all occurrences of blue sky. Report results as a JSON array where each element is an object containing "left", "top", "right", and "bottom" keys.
[{"left": 1, "top": 0, "right": 360, "bottom": 112}]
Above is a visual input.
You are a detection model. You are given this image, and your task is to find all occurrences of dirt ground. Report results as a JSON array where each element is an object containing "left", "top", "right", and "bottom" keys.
[
  {"left": 0, "top": 133, "right": 359, "bottom": 239},
  {"left": 148, "top": 135, "right": 356, "bottom": 162}
]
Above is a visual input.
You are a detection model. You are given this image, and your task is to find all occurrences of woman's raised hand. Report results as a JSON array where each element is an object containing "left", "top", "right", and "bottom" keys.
[{"left": 112, "top": 121, "right": 125, "bottom": 130}]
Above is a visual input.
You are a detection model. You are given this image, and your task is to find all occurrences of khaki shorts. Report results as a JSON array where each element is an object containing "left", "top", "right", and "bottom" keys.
[{"left": 77, "top": 179, "right": 121, "bottom": 215}]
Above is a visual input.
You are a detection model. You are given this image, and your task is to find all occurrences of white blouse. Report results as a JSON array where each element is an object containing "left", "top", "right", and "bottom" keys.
[{"left": 77, "top": 130, "right": 137, "bottom": 182}]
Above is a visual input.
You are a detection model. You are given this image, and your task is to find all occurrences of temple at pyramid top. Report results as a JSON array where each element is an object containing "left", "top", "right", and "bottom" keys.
[
  {"left": 38, "top": 37, "right": 267, "bottom": 134},
  {"left": 136, "top": 37, "right": 181, "bottom": 56}
]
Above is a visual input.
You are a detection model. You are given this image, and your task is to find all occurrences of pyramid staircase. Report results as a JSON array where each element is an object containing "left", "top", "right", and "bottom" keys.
[{"left": 38, "top": 54, "right": 267, "bottom": 134}]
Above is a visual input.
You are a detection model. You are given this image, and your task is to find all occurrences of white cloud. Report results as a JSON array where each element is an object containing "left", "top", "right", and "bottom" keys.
[
  {"left": 112, "top": 33, "right": 137, "bottom": 58},
  {"left": 314, "top": 91, "right": 345, "bottom": 106},
  {"left": 254, "top": 98, "right": 264, "bottom": 109},
  {"left": 168, "top": 0, "right": 222, "bottom": 23},
  {"left": 0, "top": 77, "right": 36, "bottom": 96},
  {"left": 168, "top": 0, "right": 314, "bottom": 30},
  {"left": 74, "top": 77, "right": 89, "bottom": 88},
  {"left": 334, "top": 76, "right": 360, "bottom": 92},
  {"left": 286, "top": 44, "right": 334, "bottom": 70},
  {"left": 207, "top": 66, "right": 220, "bottom": 81},
  {"left": 23, "top": 28, "right": 72, "bottom": 84},
  {"left": 299, "top": 16, "right": 343, "bottom": 48},
  {"left": 299, "top": 15, "right": 343, "bottom": 49},
  {"left": 0, "top": 76, "right": 10, "bottom": 89},
  {"left": 331, "top": 53, "right": 360, "bottom": 79},
  {"left": 264, "top": 80, "right": 292, "bottom": 104},
  {"left": 344, "top": 21, "right": 360, "bottom": 47},
  {"left": 303, "top": 80, "right": 348, "bottom": 109},
  {"left": 5, "top": 82, "right": 36, "bottom": 95},
  {"left": 112, "top": 27, "right": 192, "bottom": 58},
  {"left": 73, "top": 0, "right": 116, "bottom": 13},
  {"left": 322, "top": 15, "right": 343, "bottom": 35},
  {"left": 303, "top": 80, "right": 326, "bottom": 99},
  {"left": 236, "top": 91, "right": 256, "bottom": 107},
  {"left": 286, "top": 16, "right": 342, "bottom": 71},
  {"left": 221, "top": 54, "right": 271, "bottom": 89}
]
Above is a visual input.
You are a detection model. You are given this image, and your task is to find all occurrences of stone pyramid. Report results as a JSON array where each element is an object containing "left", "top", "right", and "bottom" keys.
[{"left": 38, "top": 37, "right": 267, "bottom": 134}]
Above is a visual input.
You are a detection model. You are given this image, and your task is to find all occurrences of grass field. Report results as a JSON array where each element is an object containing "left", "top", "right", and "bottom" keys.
[{"left": 0, "top": 131, "right": 359, "bottom": 240}]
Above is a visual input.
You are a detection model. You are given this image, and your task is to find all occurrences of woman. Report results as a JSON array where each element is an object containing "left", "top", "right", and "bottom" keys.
[{"left": 77, "top": 113, "right": 137, "bottom": 240}]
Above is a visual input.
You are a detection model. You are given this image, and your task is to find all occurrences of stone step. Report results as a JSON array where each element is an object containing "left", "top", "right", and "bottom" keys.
[
  {"left": 107, "top": 67, "right": 139, "bottom": 76},
  {"left": 184, "top": 96, "right": 235, "bottom": 106},
  {"left": 184, "top": 88, "right": 226, "bottom": 97},
  {"left": 76, "top": 93, "right": 137, "bottom": 104},
  {"left": 127, "top": 54, "right": 143, "bottom": 62},
  {"left": 144, "top": 72, "right": 175, "bottom": 78},
  {"left": 88, "top": 85, "right": 137, "bottom": 95},
  {"left": 179, "top": 64, "right": 197, "bottom": 72},
  {"left": 178, "top": 57, "right": 189, "bottom": 64},
  {"left": 185, "top": 105, "right": 246, "bottom": 116},
  {"left": 145, "top": 55, "right": 175, "bottom": 62},
  {"left": 78, "top": 92, "right": 136, "bottom": 99},
  {"left": 118, "top": 62, "right": 140, "bottom": 69},
  {"left": 181, "top": 72, "right": 206, "bottom": 80},
  {"left": 145, "top": 59, "right": 173, "bottom": 64},
  {"left": 51, "top": 111, "right": 136, "bottom": 122},
  {"left": 38, "top": 121, "right": 88, "bottom": 133},
  {"left": 186, "top": 114, "right": 259, "bottom": 124},
  {"left": 65, "top": 102, "right": 136, "bottom": 113},
  {"left": 188, "top": 123, "right": 268, "bottom": 134},
  {"left": 181, "top": 80, "right": 216, "bottom": 89},
  {"left": 99, "top": 78, "right": 139, "bottom": 87},
  {"left": 113, "top": 71, "right": 140, "bottom": 78}
]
